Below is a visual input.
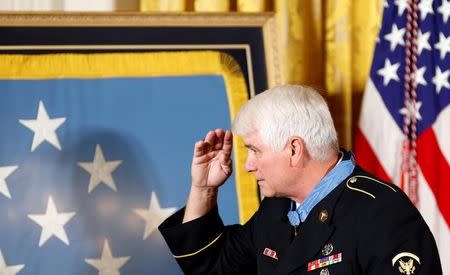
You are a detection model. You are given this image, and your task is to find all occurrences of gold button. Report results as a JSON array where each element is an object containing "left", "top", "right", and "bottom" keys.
[{"left": 319, "top": 210, "right": 328, "bottom": 222}]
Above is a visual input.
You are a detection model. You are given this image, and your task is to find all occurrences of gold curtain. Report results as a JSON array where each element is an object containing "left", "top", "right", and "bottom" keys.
[
  {"left": 140, "top": 0, "right": 185, "bottom": 11},
  {"left": 194, "top": 0, "right": 230, "bottom": 11},
  {"left": 139, "top": 0, "right": 384, "bottom": 148},
  {"left": 324, "top": 0, "right": 384, "bottom": 148},
  {"left": 237, "top": 0, "right": 266, "bottom": 11}
]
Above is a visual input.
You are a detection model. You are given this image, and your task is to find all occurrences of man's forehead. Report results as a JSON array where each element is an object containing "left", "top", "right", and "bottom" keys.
[
  {"left": 242, "top": 131, "right": 258, "bottom": 140},
  {"left": 242, "top": 131, "right": 264, "bottom": 147}
]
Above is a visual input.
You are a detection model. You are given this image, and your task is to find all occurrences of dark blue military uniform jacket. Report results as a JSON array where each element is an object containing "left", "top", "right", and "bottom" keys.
[{"left": 159, "top": 166, "right": 442, "bottom": 274}]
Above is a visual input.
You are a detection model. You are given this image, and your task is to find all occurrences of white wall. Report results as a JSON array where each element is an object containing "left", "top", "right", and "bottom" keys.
[{"left": 0, "top": 0, "right": 139, "bottom": 11}]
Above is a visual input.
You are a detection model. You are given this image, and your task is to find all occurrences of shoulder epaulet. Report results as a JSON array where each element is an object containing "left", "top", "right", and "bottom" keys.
[{"left": 345, "top": 175, "right": 397, "bottom": 199}]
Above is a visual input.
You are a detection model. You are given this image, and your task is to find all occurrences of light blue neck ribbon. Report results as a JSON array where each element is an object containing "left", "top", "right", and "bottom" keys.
[{"left": 287, "top": 152, "right": 355, "bottom": 227}]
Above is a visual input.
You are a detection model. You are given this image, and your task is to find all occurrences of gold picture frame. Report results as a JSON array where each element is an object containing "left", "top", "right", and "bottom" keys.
[{"left": 0, "top": 12, "right": 281, "bottom": 223}]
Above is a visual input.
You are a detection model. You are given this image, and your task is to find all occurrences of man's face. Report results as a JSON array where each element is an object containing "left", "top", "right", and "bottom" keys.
[{"left": 243, "top": 132, "right": 291, "bottom": 197}]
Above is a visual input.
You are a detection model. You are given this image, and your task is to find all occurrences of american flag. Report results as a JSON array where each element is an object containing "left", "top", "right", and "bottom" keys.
[
  {"left": 0, "top": 70, "right": 239, "bottom": 274},
  {"left": 354, "top": 0, "right": 450, "bottom": 273}
]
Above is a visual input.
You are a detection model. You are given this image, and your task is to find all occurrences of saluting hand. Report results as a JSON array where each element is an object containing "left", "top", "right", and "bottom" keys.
[{"left": 191, "top": 129, "right": 233, "bottom": 189}]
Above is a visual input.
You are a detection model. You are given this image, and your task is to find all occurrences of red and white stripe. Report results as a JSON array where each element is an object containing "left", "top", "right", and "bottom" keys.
[{"left": 354, "top": 79, "right": 450, "bottom": 273}]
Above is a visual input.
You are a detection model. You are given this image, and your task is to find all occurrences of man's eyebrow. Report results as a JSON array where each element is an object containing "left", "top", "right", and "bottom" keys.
[{"left": 244, "top": 144, "right": 259, "bottom": 150}]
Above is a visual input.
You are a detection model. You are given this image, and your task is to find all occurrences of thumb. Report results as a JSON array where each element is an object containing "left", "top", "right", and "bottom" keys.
[{"left": 220, "top": 155, "right": 232, "bottom": 175}]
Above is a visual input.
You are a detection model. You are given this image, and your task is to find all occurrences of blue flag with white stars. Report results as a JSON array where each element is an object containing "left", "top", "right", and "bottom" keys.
[{"left": 0, "top": 72, "right": 240, "bottom": 274}]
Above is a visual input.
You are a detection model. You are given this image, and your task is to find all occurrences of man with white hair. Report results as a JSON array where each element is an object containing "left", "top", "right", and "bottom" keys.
[{"left": 159, "top": 85, "right": 442, "bottom": 274}]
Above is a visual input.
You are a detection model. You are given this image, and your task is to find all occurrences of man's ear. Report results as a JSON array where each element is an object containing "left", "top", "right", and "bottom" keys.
[{"left": 288, "top": 136, "right": 304, "bottom": 167}]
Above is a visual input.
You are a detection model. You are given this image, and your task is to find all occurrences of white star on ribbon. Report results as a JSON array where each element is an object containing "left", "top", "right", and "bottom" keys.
[
  {"left": 395, "top": 0, "right": 408, "bottom": 15},
  {"left": 78, "top": 144, "right": 122, "bottom": 193},
  {"left": 0, "top": 250, "right": 24, "bottom": 275},
  {"left": 19, "top": 101, "right": 66, "bottom": 152},
  {"left": 384, "top": 24, "right": 405, "bottom": 51},
  {"left": 438, "top": 0, "right": 450, "bottom": 23},
  {"left": 432, "top": 67, "right": 450, "bottom": 94},
  {"left": 414, "top": 67, "right": 427, "bottom": 87},
  {"left": 378, "top": 59, "right": 400, "bottom": 86},
  {"left": 419, "top": 0, "right": 434, "bottom": 20},
  {"left": 85, "top": 240, "right": 130, "bottom": 275},
  {"left": 133, "top": 192, "right": 177, "bottom": 240},
  {"left": 0, "top": 166, "right": 18, "bottom": 199},
  {"left": 435, "top": 33, "right": 450, "bottom": 60},
  {"left": 418, "top": 30, "right": 432, "bottom": 55},
  {"left": 28, "top": 196, "right": 76, "bottom": 247},
  {"left": 399, "top": 101, "right": 423, "bottom": 122}
]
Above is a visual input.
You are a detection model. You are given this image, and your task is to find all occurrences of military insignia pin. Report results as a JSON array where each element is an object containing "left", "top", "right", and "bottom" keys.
[
  {"left": 318, "top": 210, "right": 329, "bottom": 222},
  {"left": 322, "top": 243, "right": 334, "bottom": 256},
  {"left": 319, "top": 268, "right": 330, "bottom": 275},
  {"left": 307, "top": 253, "right": 342, "bottom": 271},
  {"left": 392, "top": 252, "right": 420, "bottom": 274},
  {"left": 263, "top": 247, "right": 278, "bottom": 260}
]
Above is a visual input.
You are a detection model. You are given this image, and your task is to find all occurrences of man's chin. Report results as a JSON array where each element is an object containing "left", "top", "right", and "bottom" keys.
[{"left": 259, "top": 186, "right": 275, "bottom": 198}]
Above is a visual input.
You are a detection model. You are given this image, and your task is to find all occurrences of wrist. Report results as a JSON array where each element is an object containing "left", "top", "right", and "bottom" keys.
[
  {"left": 183, "top": 185, "right": 218, "bottom": 223},
  {"left": 190, "top": 184, "right": 219, "bottom": 194},
  {"left": 188, "top": 185, "right": 219, "bottom": 206}
]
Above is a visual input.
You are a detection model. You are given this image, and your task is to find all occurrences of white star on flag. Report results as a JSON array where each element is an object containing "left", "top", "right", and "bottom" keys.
[
  {"left": 384, "top": 24, "right": 405, "bottom": 51},
  {"left": 418, "top": 31, "right": 432, "bottom": 55},
  {"left": 28, "top": 196, "right": 76, "bottom": 247},
  {"left": 435, "top": 33, "right": 450, "bottom": 60},
  {"left": 0, "top": 166, "right": 18, "bottom": 199},
  {"left": 19, "top": 100, "right": 66, "bottom": 152},
  {"left": 419, "top": 0, "right": 434, "bottom": 20},
  {"left": 78, "top": 144, "right": 123, "bottom": 193},
  {"left": 85, "top": 240, "right": 130, "bottom": 275},
  {"left": 133, "top": 192, "right": 177, "bottom": 240},
  {"left": 399, "top": 101, "right": 423, "bottom": 122},
  {"left": 395, "top": 0, "right": 408, "bottom": 15},
  {"left": 438, "top": 0, "right": 450, "bottom": 23},
  {"left": 414, "top": 66, "right": 427, "bottom": 87},
  {"left": 432, "top": 67, "right": 450, "bottom": 94},
  {"left": 378, "top": 59, "right": 400, "bottom": 86},
  {"left": 0, "top": 250, "right": 24, "bottom": 275}
]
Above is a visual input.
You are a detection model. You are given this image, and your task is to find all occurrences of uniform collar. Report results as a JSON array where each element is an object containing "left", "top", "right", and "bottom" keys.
[
  {"left": 280, "top": 151, "right": 357, "bottom": 274},
  {"left": 288, "top": 150, "right": 355, "bottom": 225}
]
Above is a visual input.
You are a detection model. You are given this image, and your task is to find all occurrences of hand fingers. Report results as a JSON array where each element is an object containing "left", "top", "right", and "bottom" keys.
[
  {"left": 218, "top": 130, "right": 233, "bottom": 165},
  {"left": 194, "top": 131, "right": 217, "bottom": 157},
  {"left": 194, "top": 130, "right": 231, "bottom": 158},
  {"left": 193, "top": 140, "right": 205, "bottom": 157},
  {"left": 222, "top": 130, "right": 233, "bottom": 158},
  {"left": 214, "top": 129, "right": 225, "bottom": 150},
  {"left": 203, "top": 130, "right": 216, "bottom": 147}
]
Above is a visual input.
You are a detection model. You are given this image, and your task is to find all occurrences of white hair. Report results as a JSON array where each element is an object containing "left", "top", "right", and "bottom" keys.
[{"left": 232, "top": 85, "right": 339, "bottom": 161}]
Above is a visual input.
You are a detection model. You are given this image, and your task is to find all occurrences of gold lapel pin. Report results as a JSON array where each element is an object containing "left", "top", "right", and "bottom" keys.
[{"left": 319, "top": 210, "right": 329, "bottom": 222}]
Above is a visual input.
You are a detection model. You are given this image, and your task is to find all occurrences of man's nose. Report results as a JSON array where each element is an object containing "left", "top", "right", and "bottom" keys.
[{"left": 245, "top": 155, "right": 256, "bottom": 172}]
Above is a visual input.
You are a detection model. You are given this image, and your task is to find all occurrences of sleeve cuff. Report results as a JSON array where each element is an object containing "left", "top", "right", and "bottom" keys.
[{"left": 158, "top": 206, "right": 224, "bottom": 257}]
